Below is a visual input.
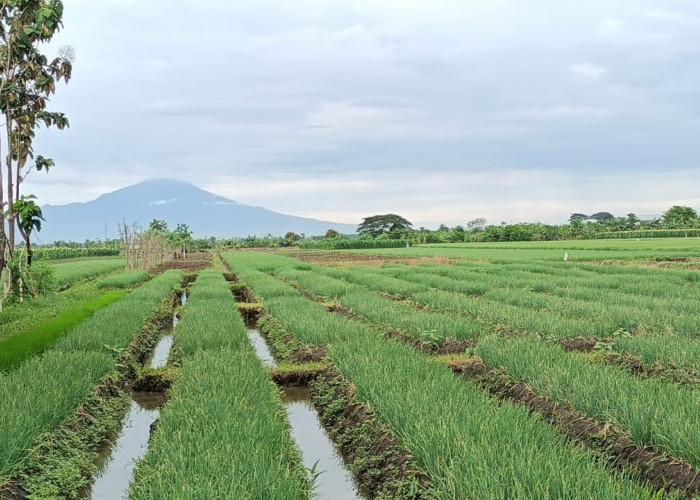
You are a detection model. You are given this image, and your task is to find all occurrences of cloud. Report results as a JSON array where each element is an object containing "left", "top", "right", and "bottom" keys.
[
  {"left": 568, "top": 62, "right": 608, "bottom": 79},
  {"left": 22, "top": 0, "right": 700, "bottom": 229}
]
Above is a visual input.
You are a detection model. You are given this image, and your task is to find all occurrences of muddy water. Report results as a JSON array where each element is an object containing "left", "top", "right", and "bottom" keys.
[
  {"left": 247, "top": 328, "right": 277, "bottom": 367},
  {"left": 89, "top": 392, "right": 166, "bottom": 499},
  {"left": 282, "top": 387, "right": 368, "bottom": 500},
  {"left": 148, "top": 292, "right": 186, "bottom": 369}
]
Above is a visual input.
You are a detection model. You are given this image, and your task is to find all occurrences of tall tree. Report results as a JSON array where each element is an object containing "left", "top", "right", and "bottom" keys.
[
  {"left": 662, "top": 206, "right": 699, "bottom": 229},
  {"left": 357, "top": 214, "right": 413, "bottom": 238},
  {"left": 0, "top": 0, "right": 72, "bottom": 297}
]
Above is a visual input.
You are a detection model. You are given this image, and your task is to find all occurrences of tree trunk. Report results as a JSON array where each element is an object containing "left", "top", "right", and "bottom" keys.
[{"left": 6, "top": 113, "right": 15, "bottom": 254}]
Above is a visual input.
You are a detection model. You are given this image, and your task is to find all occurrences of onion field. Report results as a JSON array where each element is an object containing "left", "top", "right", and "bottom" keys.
[{"left": 2, "top": 239, "right": 700, "bottom": 498}]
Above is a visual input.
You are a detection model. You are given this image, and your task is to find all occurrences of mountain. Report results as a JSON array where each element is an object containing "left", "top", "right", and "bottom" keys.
[{"left": 38, "top": 178, "right": 357, "bottom": 243}]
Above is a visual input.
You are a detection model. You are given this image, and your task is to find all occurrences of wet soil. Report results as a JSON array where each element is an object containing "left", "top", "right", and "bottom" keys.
[{"left": 449, "top": 356, "right": 700, "bottom": 497}]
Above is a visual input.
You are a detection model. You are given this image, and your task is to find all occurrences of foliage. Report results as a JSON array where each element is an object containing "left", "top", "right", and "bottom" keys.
[
  {"left": 0, "top": 0, "right": 73, "bottom": 292},
  {"left": 662, "top": 206, "right": 699, "bottom": 229},
  {"left": 357, "top": 214, "right": 413, "bottom": 238},
  {"left": 32, "top": 246, "right": 120, "bottom": 260}
]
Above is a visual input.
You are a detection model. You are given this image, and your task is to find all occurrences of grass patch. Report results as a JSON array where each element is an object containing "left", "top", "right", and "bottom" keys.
[
  {"left": 0, "top": 291, "right": 125, "bottom": 372},
  {"left": 96, "top": 270, "right": 149, "bottom": 289}
]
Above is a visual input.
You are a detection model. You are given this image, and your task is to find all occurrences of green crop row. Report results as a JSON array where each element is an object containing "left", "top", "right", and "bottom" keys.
[
  {"left": 0, "top": 290, "right": 125, "bottom": 372},
  {"left": 225, "top": 252, "right": 487, "bottom": 343},
  {"left": 130, "top": 270, "right": 309, "bottom": 498},
  {"left": 96, "top": 270, "right": 150, "bottom": 289},
  {"left": 224, "top": 253, "right": 650, "bottom": 497},
  {"left": 33, "top": 247, "right": 120, "bottom": 261},
  {"left": 331, "top": 334, "right": 652, "bottom": 499},
  {"left": 0, "top": 271, "right": 182, "bottom": 482},
  {"left": 51, "top": 257, "right": 124, "bottom": 288},
  {"left": 225, "top": 258, "right": 376, "bottom": 346},
  {"left": 476, "top": 336, "right": 700, "bottom": 470}
]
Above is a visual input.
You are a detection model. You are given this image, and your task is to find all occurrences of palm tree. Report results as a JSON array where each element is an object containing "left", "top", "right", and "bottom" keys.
[{"left": 14, "top": 195, "right": 44, "bottom": 267}]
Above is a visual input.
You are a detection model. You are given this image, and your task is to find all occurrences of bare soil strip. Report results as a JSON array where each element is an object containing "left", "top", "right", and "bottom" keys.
[{"left": 447, "top": 356, "right": 700, "bottom": 497}]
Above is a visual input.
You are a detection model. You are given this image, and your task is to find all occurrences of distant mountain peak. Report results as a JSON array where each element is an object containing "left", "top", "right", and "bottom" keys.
[{"left": 38, "top": 178, "right": 356, "bottom": 242}]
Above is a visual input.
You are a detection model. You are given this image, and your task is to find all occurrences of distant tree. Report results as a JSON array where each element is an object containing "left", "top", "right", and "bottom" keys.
[
  {"left": 14, "top": 194, "right": 43, "bottom": 267},
  {"left": 437, "top": 224, "right": 450, "bottom": 232},
  {"left": 324, "top": 229, "right": 339, "bottom": 239},
  {"left": 466, "top": 217, "right": 486, "bottom": 231},
  {"left": 589, "top": 212, "right": 615, "bottom": 223},
  {"left": 169, "top": 223, "right": 193, "bottom": 257},
  {"left": 358, "top": 214, "right": 412, "bottom": 238},
  {"left": 148, "top": 219, "right": 168, "bottom": 233},
  {"left": 662, "top": 206, "right": 699, "bottom": 228},
  {"left": 569, "top": 213, "right": 588, "bottom": 223},
  {"left": 284, "top": 231, "right": 301, "bottom": 242}
]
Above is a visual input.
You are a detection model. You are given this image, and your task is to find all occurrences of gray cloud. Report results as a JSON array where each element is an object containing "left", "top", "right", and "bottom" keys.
[{"left": 25, "top": 0, "right": 700, "bottom": 227}]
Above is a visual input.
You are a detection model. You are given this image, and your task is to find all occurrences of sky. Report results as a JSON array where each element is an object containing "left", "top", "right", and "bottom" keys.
[{"left": 24, "top": 0, "right": 700, "bottom": 228}]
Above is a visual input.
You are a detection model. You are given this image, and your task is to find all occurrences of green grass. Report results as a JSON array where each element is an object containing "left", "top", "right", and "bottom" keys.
[
  {"left": 476, "top": 336, "right": 700, "bottom": 470},
  {"left": 51, "top": 257, "right": 124, "bottom": 288},
  {"left": 96, "top": 270, "right": 150, "bottom": 289},
  {"left": 350, "top": 237, "right": 700, "bottom": 261},
  {"left": 0, "top": 351, "right": 114, "bottom": 481},
  {"left": 0, "top": 290, "right": 125, "bottom": 372},
  {"left": 0, "top": 271, "right": 183, "bottom": 484},
  {"left": 54, "top": 270, "right": 183, "bottom": 354},
  {"left": 330, "top": 335, "right": 651, "bottom": 498},
  {"left": 130, "top": 270, "right": 309, "bottom": 498}
]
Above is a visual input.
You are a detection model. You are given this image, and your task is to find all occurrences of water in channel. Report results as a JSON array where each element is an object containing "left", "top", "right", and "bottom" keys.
[
  {"left": 148, "top": 291, "right": 185, "bottom": 369},
  {"left": 245, "top": 328, "right": 366, "bottom": 500},
  {"left": 89, "top": 392, "right": 165, "bottom": 500},
  {"left": 282, "top": 387, "right": 368, "bottom": 500}
]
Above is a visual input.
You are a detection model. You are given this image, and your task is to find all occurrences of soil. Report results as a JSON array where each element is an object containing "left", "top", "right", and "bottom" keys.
[
  {"left": 283, "top": 250, "right": 455, "bottom": 268},
  {"left": 309, "top": 369, "right": 432, "bottom": 499},
  {"left": 268, "top": 365, "right": 329, "bottom": 386},
  {"left": 605, "top": 354, "right": 700, "bottom": 387},
  {"left": 449, "top": 357, "right": 700, "bottom": 497},
  {"left": 558, "top": 337, "right": 609, "bottom": 352},
  {"left": 290, "top": 346, "right": 328, "bottom": 364},
  {"left": 150, "top": 253, "right": 212, "bottom": 274}
]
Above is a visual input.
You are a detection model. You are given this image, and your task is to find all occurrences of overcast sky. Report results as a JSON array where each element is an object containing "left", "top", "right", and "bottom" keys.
[{"left": 25, "top": 0, "right": 700, "bottom": 227}]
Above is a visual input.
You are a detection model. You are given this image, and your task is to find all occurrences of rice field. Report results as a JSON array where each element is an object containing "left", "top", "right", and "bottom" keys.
[{"left": 3, "top": 239, "right": 700, "bottom": 498}]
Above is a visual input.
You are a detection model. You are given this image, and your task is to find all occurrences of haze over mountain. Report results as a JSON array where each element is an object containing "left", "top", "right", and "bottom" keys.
[{"left": 38, "top": 179, "right": 357, "bottom": 243}]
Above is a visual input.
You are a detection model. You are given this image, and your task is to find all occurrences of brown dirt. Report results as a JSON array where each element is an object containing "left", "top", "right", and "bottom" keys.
[
  {"left": 267, "top": 364, "right": 330, "bottom": 386},
  {"left": 283, "top": 250, "right": 456, "bottom": 268},
  {"left": 290, "top": 346, "right": 327, "bottom": 364},
  {"left": 385, "top": 330, "right": 474, "bottom": 355},
  {"left": 310, "top": 369, "right": 432, "bottom": 498},
  {"left": 558, "top": 337, "right": 609, "bottom": 352},
  {"left": 449, "top": 357, "right": 700, "bottom": 497},
  {"left": 605, "top": 354, "right": 700, "bottom": 387},
  {"left": 150, "top": 253, "right": 212, "bottom": 273}
]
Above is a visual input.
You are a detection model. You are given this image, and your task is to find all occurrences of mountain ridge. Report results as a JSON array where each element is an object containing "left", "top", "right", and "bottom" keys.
[{"left": 37, "top": 179, "right": 357, "bottom": 243}]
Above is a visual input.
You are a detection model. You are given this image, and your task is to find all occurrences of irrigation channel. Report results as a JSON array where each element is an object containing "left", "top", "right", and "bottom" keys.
[
  {"left": 89, "top": 291, "right": 187, "bottom": 499},
  {"left": 246, "top": 327, "right": 367, "bottom": 500}
]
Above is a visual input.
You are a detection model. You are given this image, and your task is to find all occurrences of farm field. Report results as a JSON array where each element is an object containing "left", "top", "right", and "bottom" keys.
[
  {"left": 2, "top": 239, "right": 700, "bottom": 498},
  {"left": 339, "top": 237, "right": 700, "bottom": 262}
]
